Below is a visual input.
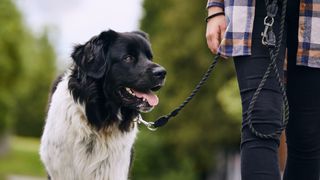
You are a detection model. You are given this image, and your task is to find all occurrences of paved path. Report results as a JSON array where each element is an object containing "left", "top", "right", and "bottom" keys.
[{"left": 7, "top": 175, "right": 46, "bottom": 180}]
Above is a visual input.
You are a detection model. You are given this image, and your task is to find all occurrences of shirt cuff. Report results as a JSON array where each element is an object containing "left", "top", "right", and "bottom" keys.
[{"left": 207, "top": 1, "right": 224, "bottom": 9}]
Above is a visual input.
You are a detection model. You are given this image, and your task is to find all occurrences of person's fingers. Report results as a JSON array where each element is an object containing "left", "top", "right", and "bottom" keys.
[
  {"left": 206, "top": 15, "right": 227, "bottom": 54},
  {"left": 206, "top": 34, "right": 218, "bottom": 53},
  {"left": 206, "top": 37, "right": 215, "bottom": 53},
  {"left": 211, "top": 35, "right": 220, "bottom": 53},
  {"left": 220, "top": 25, "right": 226, "bottom": 42},
  {"left": 206, "top": 25, "right": 220, "bottom": 53}
]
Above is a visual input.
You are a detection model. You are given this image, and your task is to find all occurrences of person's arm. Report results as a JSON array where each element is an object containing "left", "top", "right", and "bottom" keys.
[{"left": 206, "top": 0, "right": 226, "bottom": 54}]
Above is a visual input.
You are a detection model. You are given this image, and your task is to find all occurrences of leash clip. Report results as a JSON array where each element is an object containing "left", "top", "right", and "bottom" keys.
[
  {"left": 135, "top": 115, "right": 158, "bottom": 131},
  {"left": 261, "top": 16, "right": 276, "bottom": 47}
]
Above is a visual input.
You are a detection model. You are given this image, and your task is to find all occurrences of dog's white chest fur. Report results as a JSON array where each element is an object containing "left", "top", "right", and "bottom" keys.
[{"left": 40, "top": 74, "right": 138, "bottom": 180}]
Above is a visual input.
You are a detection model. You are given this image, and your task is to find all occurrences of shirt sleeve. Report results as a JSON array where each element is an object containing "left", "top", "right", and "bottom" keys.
[{"left": 207, "top": 0, "right": 224, "bottom": 9}]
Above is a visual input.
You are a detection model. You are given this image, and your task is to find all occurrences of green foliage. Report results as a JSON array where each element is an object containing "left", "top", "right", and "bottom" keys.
[
  {"left": 217, "top": 77, "right": 242, "bottom": 122},
  {"left": 0, "top": 136, "right": 46, "bottom": 177},
  {"left": 132, "top": 131, "right": 198, "bottom": 180},
  {"left": 0, "top": 0, "right": 24, "bottom": 133},
  {"left": 13, "top": 33, "right": 56, "bottom": 137},
  {"left": 132, "top": 0, "right": 242, "bottom": 178},
  {"left": 0, "top": 0, "right": 56, "bottom": 137}
]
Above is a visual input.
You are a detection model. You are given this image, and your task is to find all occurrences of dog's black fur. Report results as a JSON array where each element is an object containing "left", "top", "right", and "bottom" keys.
[{"left": 66, "top": 30, "right": 166, "bottom": 131}]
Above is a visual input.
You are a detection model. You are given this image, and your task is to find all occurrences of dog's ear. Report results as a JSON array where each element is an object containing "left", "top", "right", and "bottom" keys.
[
  {"left": 71, "top": 30, "right": 118, "bottom": 79},
  {"left": 132, "top": 31, "right": 149, "bottom": 40}
]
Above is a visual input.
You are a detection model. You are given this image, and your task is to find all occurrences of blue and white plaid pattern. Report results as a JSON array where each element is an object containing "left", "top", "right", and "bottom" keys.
[
  {"left": 207, "top": 0, "right": 320, "bottom": 68},
  {"left": 297, "top": 0, "right": 320, "bottom": 68},
  {"left": 207, "top": 0, "right": 224, "bottom": 8}
]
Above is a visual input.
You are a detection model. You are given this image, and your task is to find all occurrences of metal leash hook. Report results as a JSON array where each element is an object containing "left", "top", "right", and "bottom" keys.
[
  {"left": 135, "top": 114, "right": 158, "bottom": 131},
  {"left": 261, "top": 0, "right": 278, "bottom": 47},
  {"left": 261, "top": 16, "right": 276, "bottom": 47}
]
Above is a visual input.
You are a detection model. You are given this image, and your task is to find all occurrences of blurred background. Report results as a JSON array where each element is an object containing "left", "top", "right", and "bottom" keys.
[{"left": 0, "top": 0, "right": 245, "bottom": 179}]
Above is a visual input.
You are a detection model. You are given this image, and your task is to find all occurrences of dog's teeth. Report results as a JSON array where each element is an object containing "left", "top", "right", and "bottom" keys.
[
  {"left": 125, "top": 87, "right": 136, "bottom": 96},
  {"left": 125, "top": 87, "right": 132, "bottom": 94},
  {"left": 143, "top": 98, "right": 147, "bottom": 102}
]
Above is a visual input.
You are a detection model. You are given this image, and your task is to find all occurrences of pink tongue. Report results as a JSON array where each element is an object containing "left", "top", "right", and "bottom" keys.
[{"left": 132, "top": 89, "right": 159, "bottom": 106}]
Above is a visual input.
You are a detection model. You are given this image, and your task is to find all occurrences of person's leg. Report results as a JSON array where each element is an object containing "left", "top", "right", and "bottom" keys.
[
  {"left": 233, "top": 1, "right": 286, "bottom": 180},
  {"left": 283, "top": 1, "right": 320, "bottom": 179}
]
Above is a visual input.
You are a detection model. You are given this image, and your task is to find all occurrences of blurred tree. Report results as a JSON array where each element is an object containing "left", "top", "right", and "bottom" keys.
[
  {"left": 0, "top": 0, "right": 25, "bottom": 154},
  {"left": 14, "top": 32, "right": 56, "bottom": 137},
  {"left": 132, "top": 0, "right": 242, "bottom": 179},
  {"left": 0, "top": 0, "right": 56, "bottom": 150}
]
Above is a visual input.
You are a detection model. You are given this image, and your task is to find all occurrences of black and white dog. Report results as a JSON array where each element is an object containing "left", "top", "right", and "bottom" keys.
[{"left": 40, "top": 30, "right": 166, "bottom": 180}]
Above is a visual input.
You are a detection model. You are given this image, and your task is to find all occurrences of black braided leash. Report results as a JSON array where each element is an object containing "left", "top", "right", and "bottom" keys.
[
  {"left": 140, "top": 0, "right": 289, "bottom": 140},
  {"left": 247, "top": 0, "right": 289, "bottom": 139},
  {"left": 151, "top": 54, "right": 220, "bottom": 128}
]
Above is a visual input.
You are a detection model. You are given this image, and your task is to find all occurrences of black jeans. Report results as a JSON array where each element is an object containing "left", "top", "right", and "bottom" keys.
[{"left": 233, "top": 0, "right": 320, "bottom": 180}]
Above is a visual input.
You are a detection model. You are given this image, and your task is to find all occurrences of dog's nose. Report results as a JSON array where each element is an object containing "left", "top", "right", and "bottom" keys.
[{"left": 152, "top": 66, "right": 166, "bottom": 80}]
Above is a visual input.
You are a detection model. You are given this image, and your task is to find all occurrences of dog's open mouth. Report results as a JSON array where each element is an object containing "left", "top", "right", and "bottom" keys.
[{"left": 118, "top": 85, "right": 162, "bottom": 112}]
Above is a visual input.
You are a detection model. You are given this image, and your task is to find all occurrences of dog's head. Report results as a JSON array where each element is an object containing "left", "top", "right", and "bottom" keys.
[{"left": 69, "top": 30, "right": 166, "bottom": 129}]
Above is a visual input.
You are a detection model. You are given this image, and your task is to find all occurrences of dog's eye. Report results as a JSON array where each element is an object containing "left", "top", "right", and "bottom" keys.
[{"left": 123, "top": 55, "right": 135, "bottom": 63}]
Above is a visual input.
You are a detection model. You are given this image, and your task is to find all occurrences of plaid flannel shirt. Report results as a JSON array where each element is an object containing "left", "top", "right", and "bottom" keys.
[{"left": 207, "top": 0, "right": 320, "bottom": 68}]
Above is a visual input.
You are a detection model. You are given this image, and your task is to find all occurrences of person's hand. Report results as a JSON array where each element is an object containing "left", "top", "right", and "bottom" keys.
[{"left": 206, "top": 7, "right": 227, "bottom": 54}]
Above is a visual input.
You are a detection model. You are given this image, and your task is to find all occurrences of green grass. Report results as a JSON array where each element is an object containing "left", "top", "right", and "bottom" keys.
[{"left": 0, "top": 136, "right": 46, "bottom": 178}]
